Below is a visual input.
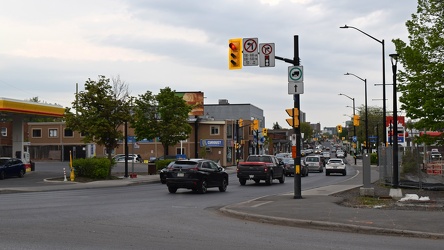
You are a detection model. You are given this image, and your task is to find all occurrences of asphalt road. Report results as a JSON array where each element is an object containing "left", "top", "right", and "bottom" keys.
[{"left": 1, "top": 160, "right": 442, "bottom": 249}]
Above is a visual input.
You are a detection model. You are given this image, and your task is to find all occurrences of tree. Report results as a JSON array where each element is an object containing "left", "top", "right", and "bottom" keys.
[
  {"left": 64, "top": 76, "right": 131, "bottom": 177},
  {"left": 272, "top": 122, "right": 282, "bottom": 129},
  {"left": 300, "top": 122, "right": 313, "bottom": 141},
  {"left": 131, "top": 87, "right": 192, "bottom": 156},
  {"left": 393, "top": 0, "right": 444, "bottom": 144}
]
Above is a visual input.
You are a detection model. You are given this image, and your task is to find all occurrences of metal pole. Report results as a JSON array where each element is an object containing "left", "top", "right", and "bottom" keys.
[
  {"left": 365, "top": 79, "right": 369, "bottom": 154},
  {"left": 353, "top": 98, "right": 357, "bottom": 165},
  {"left": 293, "top": 35, "right": 302, "bottom": 199},
  {"left": 124, "top": 120, "right": 128, "bottom": 178},
  {"left": 392, "top": 62, "right": 399, "bottom": 188},
  {"left": 382, "top": 40, "right": 387, "bottom": 147}
]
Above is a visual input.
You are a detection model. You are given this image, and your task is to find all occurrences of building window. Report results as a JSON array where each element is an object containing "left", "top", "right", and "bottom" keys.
[
  {"left": 49, "top": 129, "right": 58, "bottom": 138},
  {"left": 32, "top": 129, "right": 42, "bottom": 138},
  {"left": 64, "top": 129, "right": 74, "bottom": 137},
  {"left": 227, "top": 124, "right": 233, "bottom": 138},
  {"left": 211, "top": 126, "right": 220, "bottom": 135},
  {"left": 1, "top": 127, "right": 6, "bottom": 137}
]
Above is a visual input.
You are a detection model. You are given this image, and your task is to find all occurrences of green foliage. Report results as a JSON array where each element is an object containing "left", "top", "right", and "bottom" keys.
[
  {"left": 72, "top": 158, "right": 113, "bottom": 179},
  {"left": 401, "top": 149, "right": 419, "bottom": 174},
  {"left": 393, "top": 0, "right": 444, "bottom": 145},
  {"left": 370, "top": 153, "right": 378, "bottom": 165},
  {"left": 64, "top": 75, "right": 131, "bottom": 177},
  {"left": 155, "top": 159, "right": 175, "bottom": 171},
  {"left": 300, "top": 122, "right": 313, "bottom": 140},
  {"left": 131, "top": 87, "right": 192, "bottom": 156}
]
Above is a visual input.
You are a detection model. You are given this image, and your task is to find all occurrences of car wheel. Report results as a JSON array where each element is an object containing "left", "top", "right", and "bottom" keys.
[
  {"left": 239, "top": 178, "right": 247, "bottom": 186},
  {"left": 219, "top": 178, "right": 228, "bottom": 192},
  {"left": 343, "top": 170, "right": 347, "bottom": 176},
  {"left": 265, "top": 174, "right": 273, "bottom": 185},
  {"left": 279, "top": 173, "right": 285, "bottom": 183},
  {"left": 254, "top": 179, "right": 260, "bottom": 184},
  {"left": 168, "top": 186, "right": 177, "bottom": 193},
  {"left": 326, "top": 171, "right": 330, "bottom": 176},
  {"left": 198, "top": 180, "right": 207, "bottom": 194},
  {"left": 161, "top": 179, "right": 166, "bottom": 184},
  {"left": 18, "top": 169, "right": 25, "bottom": 178},
  {"left": 0, "top": 171, "right": 4, "bottom": 180}
]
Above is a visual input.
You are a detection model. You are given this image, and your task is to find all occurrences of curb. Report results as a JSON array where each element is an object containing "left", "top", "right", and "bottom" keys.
[{"left": 219, "top": 205, "right": 444, "bottom": 239}]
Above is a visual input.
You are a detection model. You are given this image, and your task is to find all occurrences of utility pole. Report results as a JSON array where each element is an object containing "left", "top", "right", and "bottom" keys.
[{"left": 277, "top": 35, "right": 302, "bottom": 199}]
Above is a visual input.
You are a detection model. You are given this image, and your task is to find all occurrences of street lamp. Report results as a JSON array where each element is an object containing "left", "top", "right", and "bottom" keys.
[
  {"left": 340, "top": 25, "right": 386, "bottom": 147},
  {"left": 390, "top": 53, "right": 399, "bottom": 188},
  {"left": 339, "top": 93, "right": 357, "bottom": 165},
  {"left": 344, "top": 73, "right": 369, "bottom": 154}
]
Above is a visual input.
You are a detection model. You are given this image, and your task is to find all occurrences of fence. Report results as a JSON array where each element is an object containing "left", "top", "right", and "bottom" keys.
[{"left": 378, "top": 145, "right": 444, "bottom": 188}]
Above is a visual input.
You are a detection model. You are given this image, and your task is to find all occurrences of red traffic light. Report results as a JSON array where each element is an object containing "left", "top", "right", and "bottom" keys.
[{"left": 229, "top": 43, "right": 238, "bottom": 51}]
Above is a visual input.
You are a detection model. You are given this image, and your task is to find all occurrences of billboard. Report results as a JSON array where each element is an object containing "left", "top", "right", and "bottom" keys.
[{"left": 176, "top": 92, "right": 204, "bottom": 116}]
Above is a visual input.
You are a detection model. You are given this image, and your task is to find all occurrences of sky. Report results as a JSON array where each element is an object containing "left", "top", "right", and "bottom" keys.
[{"left": 0, "top": 0, "right": 418, "bottom": 129}]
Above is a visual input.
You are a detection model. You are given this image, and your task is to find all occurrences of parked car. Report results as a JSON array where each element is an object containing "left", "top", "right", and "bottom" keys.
[
  {"left": 165, "top": 159, "right": 228, "bottom": 194},
  {"left": 113, "top": 154, "right": 142, "bottom": 163},
  {"left": 149, "top": 155, "right": 179, "bottom": 163},
  {"left": 284, "top": 159, "right": 309, "bottom": 177},
  {"left": 0, "top": 157, "right": 26, "bottom": 179},
  {"left": 304, "top": 156, "right": 324, "bottom": 173},
  {"left": 325, "top": 158, "right": 347, "bottom": 176}
]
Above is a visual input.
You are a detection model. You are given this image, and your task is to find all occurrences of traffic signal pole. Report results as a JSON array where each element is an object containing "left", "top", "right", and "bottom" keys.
[{"left": 276, "top": 35, "right": 302, "bottom": 199}]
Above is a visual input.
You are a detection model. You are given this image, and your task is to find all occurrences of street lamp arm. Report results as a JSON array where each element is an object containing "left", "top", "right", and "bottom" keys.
[
  {"left": 339, "top": 93, "right": 354, "bottom": 101},
  {"left": 344, "top": 72, "right": 365, "bottom": 82},
  {"left": 340, "top": 25, "right": 383, "bottom": 44}
]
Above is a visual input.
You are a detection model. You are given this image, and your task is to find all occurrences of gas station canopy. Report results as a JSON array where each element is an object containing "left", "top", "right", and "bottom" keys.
[{"left": 0, "top": 97, "right": 65, "bottom": 117}]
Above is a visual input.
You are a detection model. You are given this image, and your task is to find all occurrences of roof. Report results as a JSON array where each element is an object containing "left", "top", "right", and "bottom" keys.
[{"left": 0, "top": 97, "right": 64, "bottom": 117}]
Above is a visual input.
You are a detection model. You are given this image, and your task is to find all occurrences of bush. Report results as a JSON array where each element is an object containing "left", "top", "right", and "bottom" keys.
[
  {"left": 155, "top": 159, "right": 175, "bottom": 171},
  {"left": 72, "top": 158, "right": 113, "bottom": 179},
  {"left": 401, "top": 150, "right": 418, "bottom": 174},
  {"left": 370, "top": 153, "right": 378, "bottom": 165}
]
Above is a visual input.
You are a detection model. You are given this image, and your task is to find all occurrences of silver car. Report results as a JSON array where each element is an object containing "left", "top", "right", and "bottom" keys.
[{"left": 304, "top": 156, "right": 323, "bottom": 173}]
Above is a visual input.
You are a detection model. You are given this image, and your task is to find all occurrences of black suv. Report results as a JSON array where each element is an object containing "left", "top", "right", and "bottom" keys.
[{"left": 165, "top": 159, "right": 228, "bottom": 194}]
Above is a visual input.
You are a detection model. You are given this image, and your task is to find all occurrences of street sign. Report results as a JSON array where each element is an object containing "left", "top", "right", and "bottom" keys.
[
  {"left": 288, "top": 66, "right": 303, "bottom": 83},
  {"left": 259, "top": 43, "right": 275, "bottom": 67},
  {"left": 288, "top": 82, "right": 304, "bottom": 94},
  {"left": 243, "top": 38, "right": 258, "bottom": 66}
]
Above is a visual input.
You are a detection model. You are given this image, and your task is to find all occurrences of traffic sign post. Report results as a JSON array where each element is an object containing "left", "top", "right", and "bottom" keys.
[
  {"left": 288, "top": 82, "right": 304, "bottom": 94},
  {"left": 259, "top": 43, "right": 275, "bottom": 67},
  {"left": 288, "top": 66, "right": 303, "bottom": 82},
  {"left": 243, "top": 38, "right": 259, "bottom": 66}
]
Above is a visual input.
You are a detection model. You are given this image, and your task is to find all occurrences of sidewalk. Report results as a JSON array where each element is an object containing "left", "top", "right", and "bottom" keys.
[
  {"left": 220, "top": 156, "right": 444, "bottom": 239},
  {"left": 2, "top": 162, "right": 444, "bottom": 239}
]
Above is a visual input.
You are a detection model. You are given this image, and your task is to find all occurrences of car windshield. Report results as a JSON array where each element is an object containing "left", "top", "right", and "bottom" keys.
[
  {"left": 305, "top": 157, "right": 319, "bottom": 162},
  {"left": 329, "top": 159, "right": 343, "bottom": 164},
  {"left": 172, "top": 161, "right": 199, "bottom": 169},
  {"left": 248, "top": 156, "right": 272, "bottom": 162}
]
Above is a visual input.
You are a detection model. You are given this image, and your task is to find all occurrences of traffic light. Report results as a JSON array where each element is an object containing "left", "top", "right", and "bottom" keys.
[
  {"left": 228, "top": 38, "right": 242, "bottom": 70},
  {"left": 262, "top": 128, "right": 268, "bottom": 137},
  {"left": 353, "top": 115, "right": 360, "bottom": 126},
  {"left": 337, "top": 125, "right": 343, "bottom": 133},
  {"left": 238, "top": 119, "right": 243, "bottom": 127},
  {"left": 285, "top": 108, "right": 299, "bottom": 127},
  {"left": 252, "top": 119, "right": 259, "bottom": 130}
]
